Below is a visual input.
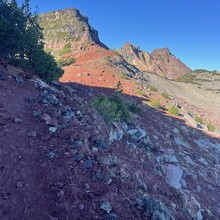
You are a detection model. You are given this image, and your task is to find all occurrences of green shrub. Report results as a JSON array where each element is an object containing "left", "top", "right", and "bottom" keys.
[
  {"left": 168, "top": 106, "right": 179, "bottom": 115},
  {"left": 56, "top": 31, "right": 68, "bottom": 40},
  {"left": 119, "top": 74, "right": 129, "bottom": 80},
  {"left": 58, "top": 43, "right": 72, "bottom": 56},
  {"left": 137, "top": 89, "right": 146, "bottom": 97},
  {"left": 104, "top": 56, "right": 112, "bottom": 66},
  {"left": 176, "top": 74, "right": 196, "bottom": 83},
  {"left": 57, "top": 57, "right": 76, "bottom": 67},
  {"left": 161, "top": 92, "right": 169, "bottom": 99},
  {"left": 195, "top": 116, "right": 203, "bottom": 124},
  {"left": 207, "top": 123, "right": 215, "bottom": 132},
  {"left": 150, "top": 100, "right": 161, "bottom": 109},
  {"left": 149, "top": 86, "right": 157, "bottom": 92},
  {"left": 93, "top": 85, "right": 141, "bottom": 124}
]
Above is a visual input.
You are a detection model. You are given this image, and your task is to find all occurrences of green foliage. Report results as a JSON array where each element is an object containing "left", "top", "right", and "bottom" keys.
[
  {"left": 119, "top": 74, "right": 129, "bottom": 80},
  {"left": 150, "top": 100, "right": 161, "bottom": 109},
  {"left": 193, "top": 69, "right": 210, "bottom": 73},
  {"left": 168, "top": 106, "right": 179, "bottom": 115},
  {"left": 57, "top": 57, "right": 76, "bottom": 67},
  {"left": 0, "top": 0, "right": 63, "bottom": 82},
  {"left": 195, "top": 116, "right": 203, "bottom": 124},
  {"left": 104, "top": 56, "right": 112, "bottom": 66},
  {"left": 176, "top": 74, "right": 196, "bottom": 83},
  {"left": 149, "top": 86, "right": 157, "bottom": 92},
  {"left": 58, "top": 43, "right": 72, "bottom": 56},
  {"left": 207, "top": 123, "right": 215, "bottom": 132},
  {"left": 161, "top": 92, "right": 169, "bottom": 99},
  {"left": 56, "top": 31, "right": 68, "bottom": 40},
  {"left": 93, "top": 83, "right": 141, "bottom": 124},
  {"left": 137, "top": 89, "right": 146, "bottom": 97}
]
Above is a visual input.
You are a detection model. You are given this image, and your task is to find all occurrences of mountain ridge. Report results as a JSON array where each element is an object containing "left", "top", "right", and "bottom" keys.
[{"left": 118, "top": 42, "right": 192, "bottom": 79}]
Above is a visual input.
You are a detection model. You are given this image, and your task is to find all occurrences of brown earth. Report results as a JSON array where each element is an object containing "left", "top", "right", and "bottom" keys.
[{"left": 1, "top": 50, "right": 220, "bottom": 219}]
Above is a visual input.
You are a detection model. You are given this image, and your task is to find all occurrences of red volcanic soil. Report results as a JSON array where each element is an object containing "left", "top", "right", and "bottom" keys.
[{"left": 61, "top": 45, "right": 139, "bottom": 97}]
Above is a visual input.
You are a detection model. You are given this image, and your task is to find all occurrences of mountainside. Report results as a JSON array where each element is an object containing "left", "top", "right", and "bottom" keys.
[
  {"left": 1, "top": 57, "right": 220, "bottom": 220},
  {"left": 176, "top": 69, "right": 220, "bottom": 92},
  {"left": 39, "top": 9, "right": 220, "bottom": 131},
  {"left": 39, "top": 8, "right": 107, "bottom": 58},
  {"left": 1, "top": 6, "right": 220, "bottom": 220},
  {"left": 118, "top": 42, "right": 192, "bottom": 79}
]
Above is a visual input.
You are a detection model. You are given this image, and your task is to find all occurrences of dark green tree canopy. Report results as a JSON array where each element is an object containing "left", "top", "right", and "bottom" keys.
[{"left": 0, "top": 0, "right": 63, "bottom": 82}]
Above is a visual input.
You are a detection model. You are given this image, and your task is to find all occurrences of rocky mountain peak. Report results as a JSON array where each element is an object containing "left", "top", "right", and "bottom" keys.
[
  {"left": 39, "top": 8, "right": 107, "bottom": 58},
  {"left": 119, "top": 43, "right": 191, "bottom": 79},
  {"left": 152, "top": 47, "right": 172, "bottom": 56}
]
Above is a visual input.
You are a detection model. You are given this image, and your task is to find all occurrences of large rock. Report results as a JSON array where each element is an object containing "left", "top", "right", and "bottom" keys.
[
  {"left": 135, "top": 194, "right": 175, "bottom": 220},
  {"left": 166, "top": 164, "right": 183, "bottom": 189}
]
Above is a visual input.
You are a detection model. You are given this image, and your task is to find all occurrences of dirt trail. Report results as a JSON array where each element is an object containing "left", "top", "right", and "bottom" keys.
[{"left": 0, "top": 78, "right": 50, "bottom": 219}]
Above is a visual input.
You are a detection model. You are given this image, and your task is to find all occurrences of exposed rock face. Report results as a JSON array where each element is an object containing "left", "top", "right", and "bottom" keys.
[
  {"left": 39, "top": 8, "right": 107, "bottom": 56},
  {"left": 118, "top": 42, "right": 191, "bottom": 79}
]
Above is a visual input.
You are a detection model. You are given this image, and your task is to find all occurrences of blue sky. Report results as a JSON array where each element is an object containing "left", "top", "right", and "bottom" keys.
[{"left": 17, "top": 0, "right": 220, "bottom": 70}]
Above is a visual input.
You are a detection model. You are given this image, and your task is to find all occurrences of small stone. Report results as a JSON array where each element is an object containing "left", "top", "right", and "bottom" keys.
[
  {"left": 121, "top": 122, "right": 128, "bottom": 131},
  {"left": 49, "top": 127, "right": 57, "bottom": 133},
  {"left": 75, "top": 110, "right": 81, "bottom": 115},
  {"left": 63, "top": 111, "right": 75, "bottom": 121},
  {"left": 83, "top": 159, "right": 93, "bottom": 169},
  {"left": 127, "top": 129, "right": 138, "bottom": 135},
  {"left": 196, "top": 185, "right": 202, "bottom": 192},
  {"left": 14, "top": 75, "right": 24, "bottom": 84},
  {"left": 173, "top": 128, "right": 179, "bottom": 134},
  {"left": 79, "top": 204, "right": 85, "bottom": 210},
  {"left": 199, "top": 157, "right": 208, "bottom": 165},
  {"left": 14, "top": 117, "right": 22, "bottom": 123},
  {"left": 57, "top": 190, "right": 64, "bottom": 197},
  {"left": 28, "top": 131, "right": 37, "bottom": 137},
  {"left": 103, "top": 212, "right": 118, "bottom": 220},
  {"left": 180, "top": 179, "right": 187, "bottom": 188},
  {"left": 44, "top": 93, "right": 59, "bottom": 105},
  {"left": 32, "top": 109, "right": 42, "bottom": 117},
  {"left": 0, "top": 73, "right": 6, "bottom": 81},
  {"left": 100, "top": 201, "right": 112, "bottom": 214},
  {"left": 16, "top": 182, "right": 23, "bottom": 188},
  {"left": 207, "top": 184, "right": 214, "bottom": 191},
  {"left": 73, "top": 140, "right": 84, "bottom": 148},
  {"left": 96, "top": 140, "right": 107, "bottom": 149},
  {"left": 47, "top": 151, "right": 55, "bottom": 158},
  {"left": 138, "top": 128, "right": 147, "bottom": 139},
  {"left": 73, "top": 152, "right": 84, "bottom": 161}
]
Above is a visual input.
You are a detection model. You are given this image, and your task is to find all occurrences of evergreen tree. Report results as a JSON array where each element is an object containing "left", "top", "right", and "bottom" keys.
[{"left": 0, "top": 0, "right": 63, "bottom": 82}]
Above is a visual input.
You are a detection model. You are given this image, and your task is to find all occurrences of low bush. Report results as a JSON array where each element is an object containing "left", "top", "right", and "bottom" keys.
[
  {"left": 150, "top": 100, "right": 161, "bottom": 109},
  {"left": 161, "top": 92, "right": 169, "bottom": 99},
  {"left": 207, "top": 123, "right": 215, "bottom": 132},
  {"left": 57, "top": 57, "right": 76, "bottom": 67},
  {"left": 149, "top": 86, "right": 157, "bottom": 92},
  {"left": 168, "top": 106, "right": 179, "bottom": 115},
  {"left": 58, "top": 43, "right": 72, "bottom": 56},
  {"left": 93, "top": 84, "right": 141, "bottom": 124},
  {"left": 137, "top": 89, "right": 146, "bottom": 97},
  {"left": 176, "top": 74, "right": 196, "bottom": 83},
  {"left": 119, "top": 74, "right": 130, "bottom": 80},
  {"left": 195, "top": 116, "right": 203, "bottom": 124}
]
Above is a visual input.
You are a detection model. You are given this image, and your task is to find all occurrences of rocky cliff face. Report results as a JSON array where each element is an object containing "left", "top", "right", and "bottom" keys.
[
  {"left": 39, "top": 9, "right": 107, "bottom": 57},
  {"left": 118, "top": 42, "right": 191, "bottom": 79}
]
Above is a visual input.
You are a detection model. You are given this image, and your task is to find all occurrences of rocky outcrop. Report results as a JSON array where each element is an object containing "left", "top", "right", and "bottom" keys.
[
  {"left": 39, "top": 8, "right": 107, "bottom": 57},
  {"left": 118, "top": 42, "right": 191, "bottom": 79}
]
